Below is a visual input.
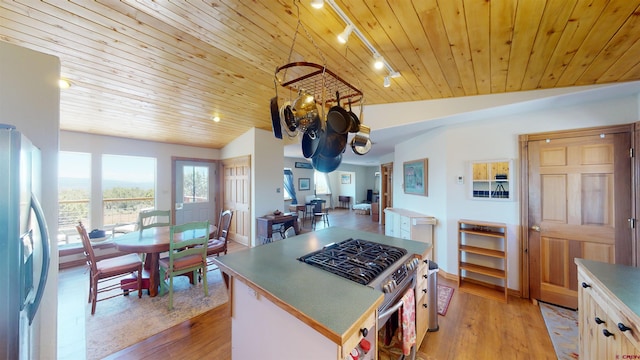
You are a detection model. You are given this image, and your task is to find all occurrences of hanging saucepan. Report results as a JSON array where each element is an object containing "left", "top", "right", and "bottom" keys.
[
  {"left": 312, "top": 152, "right": 342, "bottom": 173},
  {"left": 292, "top": 91, "right": 320, "bottom": 133},
  {"left": 301, "top": 124, "right": 326, "bottom": 159},
  {"left": 270, "top": 97, "right": 283, "bottom": 139},
  {"left": 346, "top": 99, "right": 360, "bottom": 133},
  {"left": 279, "top": 101, "right": 298, "bottom": 137},
  {"left": 326, "top": 91, "right": 351, "bottom": 134}
]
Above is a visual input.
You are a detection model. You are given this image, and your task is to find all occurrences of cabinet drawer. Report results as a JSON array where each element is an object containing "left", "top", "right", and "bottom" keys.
[
  {"left": 400, "top": 229, "right": 411, "bottom": 240},
  {"left": 400, "top": 216, "right": 411, "bottom": 231},
  {"left": 341, "top": 309, "right": 376, "bottom": 359}
]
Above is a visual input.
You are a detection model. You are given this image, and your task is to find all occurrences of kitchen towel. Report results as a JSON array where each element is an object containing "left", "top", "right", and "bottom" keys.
[{"left": 400, "top": 288, "right": 416, "bottom": 356}]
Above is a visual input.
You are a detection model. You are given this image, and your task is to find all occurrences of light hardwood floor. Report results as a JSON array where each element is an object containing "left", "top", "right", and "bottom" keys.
[{"left": 58, "top": 208, "right": 556, "bottom": 359}]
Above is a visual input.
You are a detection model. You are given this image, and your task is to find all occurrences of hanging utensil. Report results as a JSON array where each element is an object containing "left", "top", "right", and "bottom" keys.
[{"left": 326, "top": 91, "right": 351, "bottom": 134}]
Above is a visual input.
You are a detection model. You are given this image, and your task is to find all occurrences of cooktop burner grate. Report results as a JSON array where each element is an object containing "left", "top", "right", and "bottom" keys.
[{"left": 298, "top": 238, "right": 407, "bottom": 285}]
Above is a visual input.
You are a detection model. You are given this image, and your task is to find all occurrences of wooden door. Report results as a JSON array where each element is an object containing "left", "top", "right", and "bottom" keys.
[
  {"left": 524, "top": 125, "right": 632, "bottom": 309},
  {"left": 221, "top": 156, "right": 251, "bottom": 246},
  {"left": 380, "top": 162, "right": 393, "bottom": 225}
]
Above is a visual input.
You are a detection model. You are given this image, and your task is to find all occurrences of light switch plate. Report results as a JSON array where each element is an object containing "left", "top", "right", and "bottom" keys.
[{"left": 457, "top": 175, "right": 464, "bottom": 184}]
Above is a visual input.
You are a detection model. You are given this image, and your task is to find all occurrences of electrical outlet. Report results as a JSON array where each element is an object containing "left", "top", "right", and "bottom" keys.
[{"left": 457, "top": 175, "right": 464, "bottom": 184}]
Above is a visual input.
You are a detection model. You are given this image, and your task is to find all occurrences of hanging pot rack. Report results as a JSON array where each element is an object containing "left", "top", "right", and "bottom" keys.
[{"left": 275, "top": 62, "right": 363, "bottom": 108}]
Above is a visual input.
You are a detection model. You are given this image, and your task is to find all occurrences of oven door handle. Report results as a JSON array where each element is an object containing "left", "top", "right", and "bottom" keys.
[{"left": 378, "top": 297, "right": 405, "bottom": 321}]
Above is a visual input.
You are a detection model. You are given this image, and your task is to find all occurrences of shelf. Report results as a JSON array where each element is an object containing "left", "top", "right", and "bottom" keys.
[
  {"left": 459, "top": 229, "right": 505, "bottom": 238},
  {"left": 459, "top": 262, "right": 506, "bottom": 279},
  {"left": 458, "top": 279, "right": 507, "bottom": 303},
  {"left": 458, "top": 219, "right": 508, "bottom": 303},
  {"left": 459, "top": 245, "right": 505, "bottom": 258}
]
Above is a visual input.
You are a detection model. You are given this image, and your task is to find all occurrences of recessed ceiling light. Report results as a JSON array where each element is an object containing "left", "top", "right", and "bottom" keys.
[
  {"left": 58, "top": 79, "right": 71, "bottom": 89},
  {"left": 211, "top": 116, "right": 220, "bottom": 122}
]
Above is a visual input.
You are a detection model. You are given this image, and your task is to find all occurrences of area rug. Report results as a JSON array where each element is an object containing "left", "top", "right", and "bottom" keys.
[
  {"left": 85, "top": 270, "right": 228, "bottom": 360},
  {"left": 437, "top": 284, "right": 454, "bottom": 316},
  {"left": 539, "top": 302, "right": 579, "bottom": 360}
]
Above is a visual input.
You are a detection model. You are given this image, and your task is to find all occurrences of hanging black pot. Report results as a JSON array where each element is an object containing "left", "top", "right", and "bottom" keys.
[
  {"left": 301, "top": 127, "right": 325, "bottom": 159},
  {"left": 312, "top": 152, "right": 342, "bottom": 173},
  {"left": 326, "top": 91, "right": 351, "bottom": 134},
  {"left": 319, "top": 127, "right": 347, "bottom": 158},
  {"left": 270, "top": 97, "right": 283, "bottom": 139}
]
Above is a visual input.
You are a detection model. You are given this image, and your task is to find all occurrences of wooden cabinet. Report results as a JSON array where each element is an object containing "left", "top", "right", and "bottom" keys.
[
  {"left": 576, "top": 259, "right": 640, "bottom": 359},
  {"left": 457, "top": 220, "right": 507, "bottom": 302},
  {"left": 383, "top": 208, "right": 436, "bottom": 260},
  {"left": 470, "top": 159, "right": 513, "bottom": 200}
]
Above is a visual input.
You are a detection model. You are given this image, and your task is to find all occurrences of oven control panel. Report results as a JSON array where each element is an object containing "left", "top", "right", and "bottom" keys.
[{"left": 381, "top": 258, "right": 419, "bottom": 293}]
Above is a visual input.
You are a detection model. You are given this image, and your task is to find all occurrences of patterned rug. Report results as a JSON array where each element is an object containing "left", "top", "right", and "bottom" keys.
[
  {"left": 85, "top": 269, "right": 228, "bottom": 360},
  {"left": 438, "top": 284, "right": 454, "bottom": 316},
  {"left": 539, "top": 302, "right": 579, "bottom": 360}
]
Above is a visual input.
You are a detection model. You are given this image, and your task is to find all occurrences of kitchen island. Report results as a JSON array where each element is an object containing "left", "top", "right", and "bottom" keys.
[{"left": 213, "top": 227, "right": 432, "bottom": 360}]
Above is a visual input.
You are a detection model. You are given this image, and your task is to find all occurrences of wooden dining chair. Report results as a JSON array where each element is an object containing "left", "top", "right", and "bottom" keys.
[
  {"left": 158, "top": 221, "right": 210, "bottom": 310},
  {"left": 138, "top": 209, "right": 171, "bottom": 234},
  {"left": 206, "top": 209, "right": 233, "bottom": 261},
  {"left": 76, "top": 222, "right": 143, "bottom": 315},
  {"left": 311, "top": 201, "right": 330, "bottom": 230}
]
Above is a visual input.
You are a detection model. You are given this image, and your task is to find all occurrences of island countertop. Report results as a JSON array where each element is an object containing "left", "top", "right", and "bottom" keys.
[
  {"left": 575, "top": 258, "right": 640, "bottom": 318},
  {"left": 213, "top": 227, "right": 431, "bottom": 346}
]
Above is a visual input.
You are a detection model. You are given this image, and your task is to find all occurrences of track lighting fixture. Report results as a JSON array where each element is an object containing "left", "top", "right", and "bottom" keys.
[
  {"left": 310, "top": 0, "right": 324, "bottom": 9},
  {"left": 337, "top": 24, "right": 354, "bottom": 44},
  {"left": 373, "top": 54, "right": 384, "bottom": 70},
  {"left": 383, "top": 76, "right": 390, "bottom": 88}
]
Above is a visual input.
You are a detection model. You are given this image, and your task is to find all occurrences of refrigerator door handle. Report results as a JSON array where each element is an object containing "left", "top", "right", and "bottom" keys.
[{"left": 27, "top": 193, "right": 50, "bottom": 325}]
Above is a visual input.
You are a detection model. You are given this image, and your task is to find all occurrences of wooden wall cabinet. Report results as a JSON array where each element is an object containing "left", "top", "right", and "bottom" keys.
[
  {"left": 576, "top": 259, "right": 640, "bottom": 359},
  {"left": 457, "top": 220, "right": 508, "bottom": 302},
  {"left": 470, "top": 159, "right": 513, "bottom": 200}
]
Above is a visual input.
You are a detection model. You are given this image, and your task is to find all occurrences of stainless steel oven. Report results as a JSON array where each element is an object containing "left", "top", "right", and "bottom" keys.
[{"left": 298, "top": 238, "right": 419, "bottom": 360}]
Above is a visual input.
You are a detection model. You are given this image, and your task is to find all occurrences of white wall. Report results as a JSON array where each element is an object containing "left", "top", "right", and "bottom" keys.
[
  {"left": 1, "top": 42, "right": 60, "bottom": 359},
  {"left": 60, "top": 131, "right": 219, "bottom": 226},
  {"left": 393, "top": 93, "right": 640, "bottom": 291},
  {"left": 223, "top": 128, "right": 283, "bottom": 247}
]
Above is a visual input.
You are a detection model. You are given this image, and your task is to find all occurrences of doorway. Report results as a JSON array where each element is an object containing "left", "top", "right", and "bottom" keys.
[
  {"left": 520, "top": 124, "right": 634, "bottom": 309},
  {"left": 172, "top": 158, "right": 218, "bottom": 226},
  {"left": 380, "top": 162, "right": 393, "bottom": 225}
]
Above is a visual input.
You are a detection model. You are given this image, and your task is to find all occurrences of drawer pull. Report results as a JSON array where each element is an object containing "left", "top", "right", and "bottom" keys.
[
  {"left": 602, "top": 329, "right": 614, "bottom": 338},
  {"left": 581, "top": 282, "right": 591, "bottom": 288},
  {"left": 360, "top": 328, "right": 368, "bottom": 337},
  {"left": 422, "top": 288, "right": 427, "bottom": 293},
  {"left": 594, "top": 317, "right": 605, "bottom": 325},
  {"left": 423, "top": 304, "right": 428, "bottom": 308},
  {"left": 423, "top": 274, "right": 428, "bottom": 279},
  {"left": 618, "top": 323, "right": 632, "bottom": 332}
]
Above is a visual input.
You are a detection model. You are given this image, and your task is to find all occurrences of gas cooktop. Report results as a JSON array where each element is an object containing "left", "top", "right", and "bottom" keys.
[{"left": 298, "top": 238, "right": 408, "bottom": 285}]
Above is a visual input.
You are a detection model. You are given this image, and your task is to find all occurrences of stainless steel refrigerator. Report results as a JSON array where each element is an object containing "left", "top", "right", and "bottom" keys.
[{"left": 0, "top": 124, "right": 51, "bottom": 359}]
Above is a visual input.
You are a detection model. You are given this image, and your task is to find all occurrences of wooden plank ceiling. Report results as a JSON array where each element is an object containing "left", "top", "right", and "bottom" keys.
[{"left": 1, "top": 0, "right": 640, "bottom": 150}]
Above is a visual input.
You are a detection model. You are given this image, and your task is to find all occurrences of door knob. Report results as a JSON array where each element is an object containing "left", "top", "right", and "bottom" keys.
[{"left": 531, "top": 225, "right": 541, "bottom": 232}]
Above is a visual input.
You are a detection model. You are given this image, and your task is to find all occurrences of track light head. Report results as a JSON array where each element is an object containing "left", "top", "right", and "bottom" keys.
[
  {"left": 310, "top": 0, "right": 324, "bottom": 9},
  {"left": 337, "top": 24, "right": 354, "bottom": 44},
  {"left": 373, "top": 54, "right": 384, "bottom": 70},
  {"left": 383, "top": 76, "right": 390, "bottom": 88}
]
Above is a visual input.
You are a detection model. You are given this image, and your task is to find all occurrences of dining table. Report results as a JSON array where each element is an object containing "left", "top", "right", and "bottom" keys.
[{"left": 115, "top": 224, "right": 217, "bottom": 297}]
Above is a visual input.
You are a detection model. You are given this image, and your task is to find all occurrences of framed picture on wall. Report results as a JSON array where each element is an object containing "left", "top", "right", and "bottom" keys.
[
  {"left": 298, "top": 178, "right": 310, "bottom": 191},
  {"left": 295, "top": 161, "right": 313, "bottom": 169},
  {"left": 341, "top": 174, "right": 351, "bottom": 184},
  {"left": 403, "top": 158, "right": 428, "bottom": 196}
]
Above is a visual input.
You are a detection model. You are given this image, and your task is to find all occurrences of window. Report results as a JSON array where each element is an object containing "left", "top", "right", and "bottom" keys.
[
  {"left": 58, "top": 152, "right": 91, "bottom": 246},
  {"left": 183, "top": 165, "right": 209, "bottom": 203},
  {"left": 283, "top": 169, "right": 296, "bottom": 202},
  {"left": 314, "top": 171, "right": 331, "bottom": 195},
  {"left": 102, "top": 155, "right": 156, "bottom": 227}
]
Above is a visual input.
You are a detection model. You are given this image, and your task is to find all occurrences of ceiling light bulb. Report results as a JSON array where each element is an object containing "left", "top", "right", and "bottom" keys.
[
  {"left": 383, "top": 76, "right": 390, "bottom": 88},
  {"left": 211, "top": 116, "right": 220, "bottom": 122},
  {"left": 373, "top": 54, "right": 384, "bottom": 70},
  {"left": 337, "top": 25, "right": 354, "bottom": 44},
  {"left": 310, "top": 0, "right": 324, "bottom": 9},
  {"left": 389, "top": 71, "right": 401, "bottom": 78},
  {"left": 58, "top": 79, "right": 71, "bottom": 89}
]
